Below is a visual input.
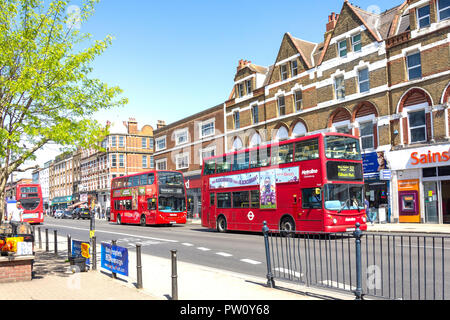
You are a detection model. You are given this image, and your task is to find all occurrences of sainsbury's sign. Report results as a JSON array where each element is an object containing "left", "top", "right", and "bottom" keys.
[{"left": 386, "top": 145, "right": 450, "bottom": 170}]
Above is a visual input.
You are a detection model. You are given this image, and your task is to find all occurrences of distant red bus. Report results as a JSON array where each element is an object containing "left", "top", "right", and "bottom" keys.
[
  {"left": 201, "top": 133, "right": 368, "bottom": 233},
  {"left": 16, "top": 184, "right": 44, "bottom": 225},
  {"left": 110, "top": 170, "right": 188, "bottom": 226}
]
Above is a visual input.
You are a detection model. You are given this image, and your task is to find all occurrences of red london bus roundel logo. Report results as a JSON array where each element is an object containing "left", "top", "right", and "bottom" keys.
[{"left": 247, "top": 211, "right": 255, "bottom": 221}]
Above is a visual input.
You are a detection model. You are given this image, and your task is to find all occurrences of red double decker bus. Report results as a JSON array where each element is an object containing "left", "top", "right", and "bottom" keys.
[
  {"left": 110, "top": 170, "right": 188, "bottom": 226},
  {"left": 201, "top": 133, "right": 368, "bottom": 233},
  {"left": 16, "top": 184, "right": 44, "bottom": 225}
]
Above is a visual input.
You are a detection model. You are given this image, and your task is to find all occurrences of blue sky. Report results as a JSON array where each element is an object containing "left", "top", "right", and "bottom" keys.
[
  {"left": 25, "top": 0, "right": 404, "bottom": 173},
  {"left": 84, "top": 0, "right": 402, "bottom": 128}
]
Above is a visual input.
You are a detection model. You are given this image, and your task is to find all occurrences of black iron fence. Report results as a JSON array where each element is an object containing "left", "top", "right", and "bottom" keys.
[{"left": 262, "top": 222, "right": 450, "bottom": 300}]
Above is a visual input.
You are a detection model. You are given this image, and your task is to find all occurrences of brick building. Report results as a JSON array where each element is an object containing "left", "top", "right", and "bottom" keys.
[
  {"left": 49, "top": 152, "right": 74, "bottom": 210},
  {"left": 79, "top": 118, "right": 154, "bottom": 212},
  {"left": 153, "top": 105, "right": 225, "bottom": 217},
  {"left": 223, "top": 0, "right": 449, "bottom": 224}
]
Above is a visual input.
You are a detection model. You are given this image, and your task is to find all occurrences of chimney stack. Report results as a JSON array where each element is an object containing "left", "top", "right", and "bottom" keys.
[
  {"left": 237, "top": 59, "right": 252, "bottom": 72},
  {"left": 325, "top": 12, "right": 339, "bottom": 40},
  {"left": 127, "top": 117, "right": 138, "bottom": 134},
  {"left": 157, "top": 120, "right": 166, "bottom": 129}
]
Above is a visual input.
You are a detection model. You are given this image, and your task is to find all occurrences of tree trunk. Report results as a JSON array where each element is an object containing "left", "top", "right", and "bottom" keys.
[{"left": 0, "top": 174, "right": 6, "bottom": 223}]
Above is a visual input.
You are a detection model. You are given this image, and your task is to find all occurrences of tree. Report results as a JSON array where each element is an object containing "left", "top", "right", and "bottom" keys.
[{"left": 0, "top": 0, "right": 127, "bottom": 221}]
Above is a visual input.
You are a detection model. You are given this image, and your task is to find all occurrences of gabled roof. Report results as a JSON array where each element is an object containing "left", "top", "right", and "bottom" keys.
[{"left": 286, "top": 33, "right": 317, "bottom": 69}]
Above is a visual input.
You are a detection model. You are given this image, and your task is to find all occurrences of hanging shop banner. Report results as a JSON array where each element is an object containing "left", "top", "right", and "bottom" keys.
[
  {"left": 209, "top": 172, "right": 259, "bottom": 190},
  {"left": 101, "top": 243, "right": 129, "bottom": 277},
  {"left": 275, "top": 167, "right": 300, "bottom": 184},
  {"left": 260, "top": 170, "right": 277, "bottom": 209}
]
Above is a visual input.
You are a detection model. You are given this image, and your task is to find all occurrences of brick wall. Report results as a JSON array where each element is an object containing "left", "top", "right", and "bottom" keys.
[{"left": 0, "top": 258, "right": 33, "bottom": 283}]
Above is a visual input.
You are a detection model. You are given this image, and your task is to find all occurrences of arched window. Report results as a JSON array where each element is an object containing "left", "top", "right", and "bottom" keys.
[
  {"left": 292, "top": 122, "right": 307, "bottom": 137},
  {"left": 249, "top": 133, "right": 262, "bottom": 147},
  {"left": 232, "top": 137, "right": 243, "bottom": 151},
  {"left": 274, "top": 126, "right": 289, "bottom": 142}
]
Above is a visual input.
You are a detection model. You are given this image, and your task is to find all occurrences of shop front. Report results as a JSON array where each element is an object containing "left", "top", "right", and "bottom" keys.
[
  {"left": 362, "top": 151, "right": 391, "bottom": 223},
  {"left": 386, "top": 144, "right": 450, "bottom": 224},
  {"left": 51, "top": 196, "right": 73, "bottom": 210},
  {"left": 184, "top": 174, "right": 202, "bottom": 219}
]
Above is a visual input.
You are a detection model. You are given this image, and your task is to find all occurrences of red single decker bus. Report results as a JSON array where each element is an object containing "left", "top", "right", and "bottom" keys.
[
  {"left": 201, "top": 133, "right": 368, "bottom": 233},
  {"left": 16, "top": 184, "right": 44, "bottom": 224},
  {"left": 110, "top": 170, "right": 188, "bottom": 226}
]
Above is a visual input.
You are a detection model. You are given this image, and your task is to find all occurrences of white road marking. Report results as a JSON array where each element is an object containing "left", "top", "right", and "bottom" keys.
[
  {"left": 216, "top": 252, "right": 233, "bottom": 257},
  {"left": 182, "top": 243, "right": 194, "bottom": 247},
  {"left": 197, "top": 247, "right": 211, "bottom": 251},
  {"left": 321, "top": 280, "right": 356, "bottom": 291},
  {"left": 44, "top": 223, "right": 178, "bottom": 243},
  {"left": 240, "top": 259, "right": 261, "bottom": 265},
  {"left": 274, "top": 268, "right": 303, "bottom": 278}
]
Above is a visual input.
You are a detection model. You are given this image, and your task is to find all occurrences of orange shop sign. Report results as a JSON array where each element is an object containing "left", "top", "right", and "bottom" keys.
[{"left": 410, "top": 150, "right": 450, "bottom": 166}]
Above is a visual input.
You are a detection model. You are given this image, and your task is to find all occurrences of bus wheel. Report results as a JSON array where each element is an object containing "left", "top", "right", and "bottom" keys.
[
  {"left": 280, "top": 216, "right": 295, "bottom": 236},
  {"left": 117, "top": 214, "right": 122, "bottom": 225},
  {"left": 217, "top": 216, "right": 227, "bottom": 233},
  {"left": 140, "top": 215, "right": 146, "bottom": 227}
]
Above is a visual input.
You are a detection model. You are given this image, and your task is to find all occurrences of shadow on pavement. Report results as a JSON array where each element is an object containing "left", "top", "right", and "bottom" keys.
[{"left": 32, "top": 251, "right": 71, "bottom": 280}]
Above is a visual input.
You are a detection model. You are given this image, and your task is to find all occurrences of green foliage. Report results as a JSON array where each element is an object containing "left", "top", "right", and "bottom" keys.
[{"left": 0, "top": 0, "right": 127, "bottom": 176}]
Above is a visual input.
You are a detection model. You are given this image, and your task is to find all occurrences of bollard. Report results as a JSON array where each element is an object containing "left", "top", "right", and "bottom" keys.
[
  {"left": 171, "top": 249, "right": 178, "bottom": 300},
  {"left": 262, "top": 221, "right": 275, "bottom": 288},
  {"left": 45, "top": 229, "right": 49, "bottom": 252},
  {"left": 54, "top": 230, "right": 58, "bottom": 256},
  {"left": 38, "top": 227, "right": 42, "bottom": 249},
  {"left": 92, "top": 236, "right": 97, "bottom": 271},
  {"left": 67, "top": 235, "right": 72, "bottom": 259},
  {"left": 353, "top": 223, "right": 364, "bottom": 300},
  {"left": 136, "top": 244, "right": 143, "bottom": 289},
  {"left": 111, "top": 240, "right": 117, "bottom": 279}
]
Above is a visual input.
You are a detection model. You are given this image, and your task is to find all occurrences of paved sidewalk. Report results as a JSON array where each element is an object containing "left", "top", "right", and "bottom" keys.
[
  {"left": 367, "top": 222, "right": 450, "bottom": 234},
  {"left": 0, "top": 234, "right": 355, "bottom": 301}
]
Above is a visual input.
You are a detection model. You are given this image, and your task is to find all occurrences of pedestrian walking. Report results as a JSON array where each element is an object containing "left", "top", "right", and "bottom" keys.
[{"left": 8, "top": 200, "right": 24, "bottom": 234}]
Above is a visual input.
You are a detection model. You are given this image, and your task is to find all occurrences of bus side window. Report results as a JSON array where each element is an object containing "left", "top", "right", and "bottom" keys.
[
  {"left": 147, "top": 198, "right": 157, "bottom": 210},
  {"left": 140, "top": 174, "right": 147, "bottom": 186},
  {"left": 302, "top": 188, "right": 322, "bottom": 209},
  {"left": 210, "top": 193, "right": 215, "bottom": 206},
  {"left": 148, "top": 173, "right": 155, "bottom": 185},
  {"left": 250, "top": 190, "right": 259, "bottom": 208}
]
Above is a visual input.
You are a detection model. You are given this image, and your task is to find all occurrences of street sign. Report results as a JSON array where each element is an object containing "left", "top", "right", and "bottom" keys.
[{"left": 101, "top": 242, "right": 128, "bottom": 276}]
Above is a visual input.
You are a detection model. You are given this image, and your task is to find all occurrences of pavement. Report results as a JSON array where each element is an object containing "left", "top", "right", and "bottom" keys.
[{"left": 1, "top": 219, "right": 448, "bottom": 301}]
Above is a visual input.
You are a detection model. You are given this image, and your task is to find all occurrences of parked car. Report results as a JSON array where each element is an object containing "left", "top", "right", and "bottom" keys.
[
  {"left": 54, "top": 210, "right": 64, "bottom": 219},
  {"left": 106, "top": 207, "right": 111, "bottom": 221},
  {"left": 74, "top": 208, "right": 91, "bottom": 220},
  {"left": 62, "top": 210, "right": 74, "bottom": 219}
]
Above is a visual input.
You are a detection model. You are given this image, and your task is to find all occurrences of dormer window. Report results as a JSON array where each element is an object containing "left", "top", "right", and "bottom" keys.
[
  {"left": 280, "top": 64, "right": 288, "bottom": 80},
  {"left": 237, "top": 83, "right": 245, "bottom": 98},
  {"left": 291, "top": 60, "right": 298, "bottom": 77},
  {"left": 352, "top": 34, "right": 362, "bottom": 52},
  {"left": 417, "top": 5, "right": 431, "bottom": 28},
  {"left": 438, "top": 0, "right": 450, "bottom": 21},
  {"left": 245, "top": 79, "right": 252, "bottom": 94},
  {"left": 338, "top": 39, "right": 347, "bottom": 57}
]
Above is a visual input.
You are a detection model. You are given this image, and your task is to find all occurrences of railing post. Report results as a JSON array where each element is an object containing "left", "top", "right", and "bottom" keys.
[
  {"left": 54, "top": 230, "right": 58, "bottom": 256},
  {"left": 38, "top": 227, "right": 42, "bottom": 249},
  {"left": 171, "top": 249, "right": 178, "bottom": 300},
  {"left": 92, "top": 236, "right": 97, "bottom": 271},
  {"left": 111, "top": 240, "right": 117, "bottom": 279},
  {"left": 353, "top": 223, "right": 364, "bottom": 300},
  {"left": 67, "top": 234, "right": 72, "bottom": 259},
  {"left": 262, "top": 221, "right": 275, "bottom": 288},
  {"left": 45, "top": 229, "right": 49, "bottom": 252},
  {"left": 136, "top": 243, "right": 143, "bottom": 289}
]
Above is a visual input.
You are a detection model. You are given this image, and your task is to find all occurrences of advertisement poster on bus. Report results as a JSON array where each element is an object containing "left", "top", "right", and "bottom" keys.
[
  {"left": 260, "top": 170, "right": 276, "bottom": 209},
  {"left": 275, "top": 167, "right": 300, "bottom": 184},
  {"left": 209, "top": 172, "right": 259, "bottom": 189}
]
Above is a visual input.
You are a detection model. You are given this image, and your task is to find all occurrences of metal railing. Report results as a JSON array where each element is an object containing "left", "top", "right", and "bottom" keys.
[{"left": 262, "top": 222, "right": 450, "bottom": 300}]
